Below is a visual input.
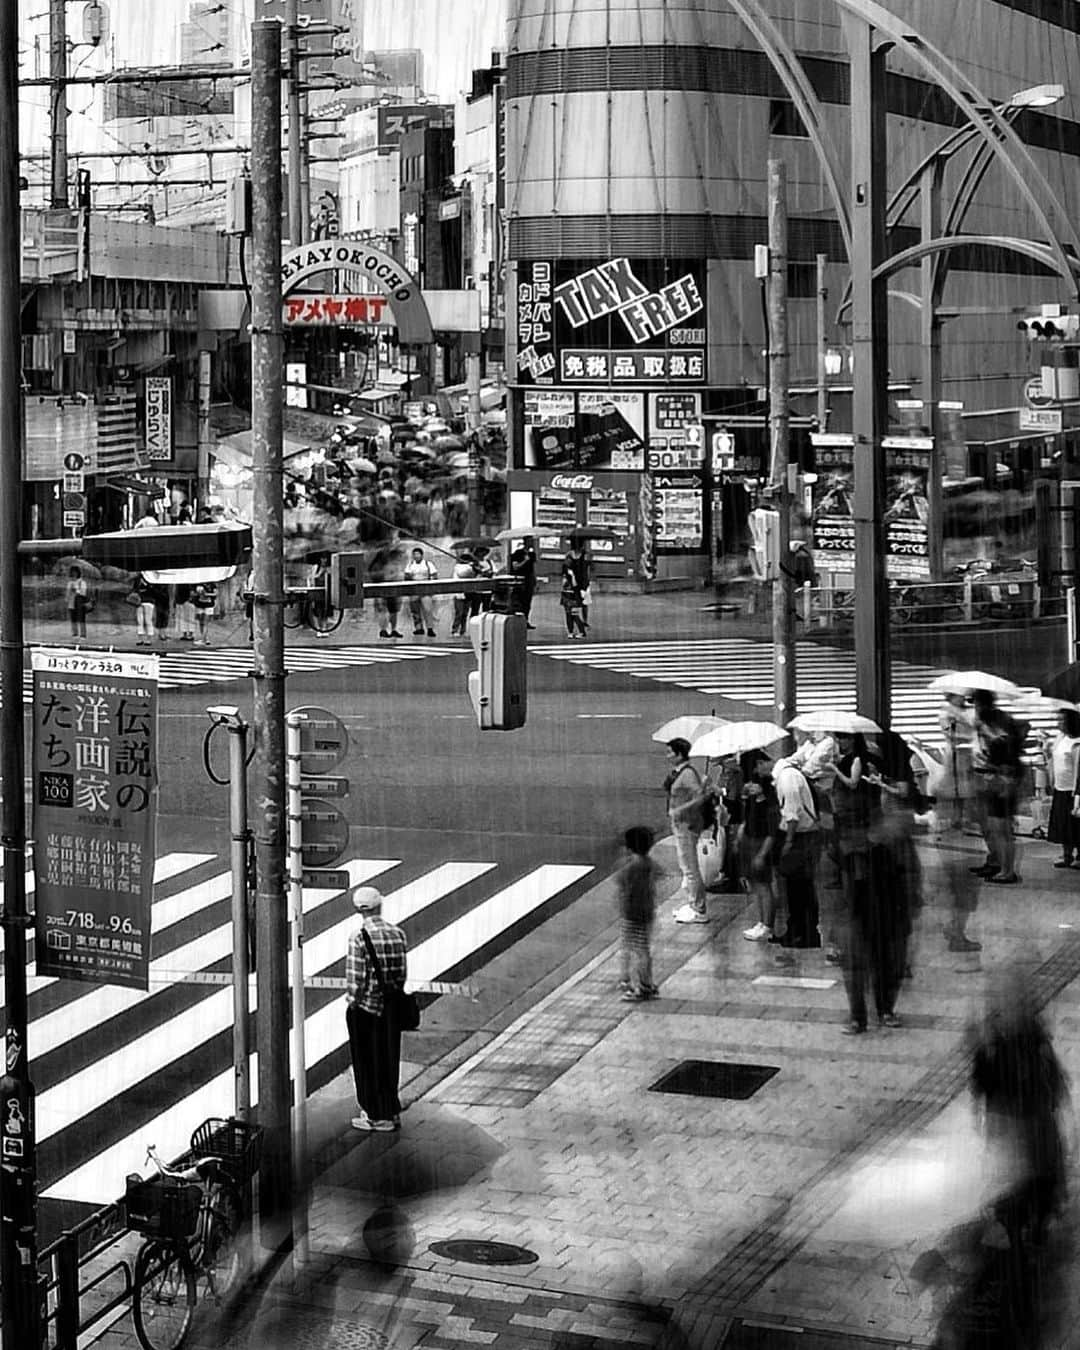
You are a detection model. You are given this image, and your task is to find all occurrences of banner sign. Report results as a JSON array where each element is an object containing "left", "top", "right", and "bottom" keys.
[
  {"left": 559, "top": 348, "right": 704, "bottom": 384},
  {"left": 652, "top": 470, "right": 704, "bottom": 552},
  {"left": 31, "top": 649, "right": 159, "bottom": 990},
  {"left": 578, "top": 392, "right": 645, "bottom": 470},
  {"left": 810, "top": 436, "right": 855, "bottom": 571},
  {"left": 516, "top": 261, "right": 556, "bottom": 384},
  {"left": 883, "top": 436, "right": 931, "bottom": 580},
  {"left": 283, "top": 294, "right": 392, "bottom": 326},
  {"left": 144, "top": 377, "right": 172, "bottom": 462}
]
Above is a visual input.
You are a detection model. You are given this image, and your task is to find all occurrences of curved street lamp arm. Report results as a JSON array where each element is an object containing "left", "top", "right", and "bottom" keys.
[{"left": 726, "top": 0, "right": 852, "bottom": 261}]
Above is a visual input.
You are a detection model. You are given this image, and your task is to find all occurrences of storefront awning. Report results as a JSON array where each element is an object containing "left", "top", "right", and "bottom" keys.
[
  {"left": 961, "top": 410, "right": 1080, "bottom": 449},
  {"left": 213, "top": 430, "right": 314, "bottom": 468}
]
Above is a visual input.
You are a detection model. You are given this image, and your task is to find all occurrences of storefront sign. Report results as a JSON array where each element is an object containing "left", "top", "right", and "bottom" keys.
[
  {"left": 1019, "top": 406, "right": 1063, "bottom": 433},
  {"left": 144, "top": 377, "right": 172, "bottom": 461},
  {"left": 516, "top": 261, "right": 556, "bottom": 384},
  {"left": 652, "top": 471, "right": 704, "bottom": 552},
  {"left": 578, "top": 392, "right": 645, "bottom": 470},
  {"left": 559, "top": 349, "right": 704, "bottom": 383},
  {"left": 649, "top": 392, "right": 701, "bottom": 438},
  {"left": 551, "top": 473, "right": 594, "bottom": 491},
  {"left": 554, "top": 258, "right": 704, "bottom": 343},
  {"left": 31, "top": 649, "right": 159, "bottom": 991},
  {"left": 523, "top": 388, "right": 575, "bottom": 468},
  {"left": 283, "top": 294, "right": 392, "bottom": 326}
]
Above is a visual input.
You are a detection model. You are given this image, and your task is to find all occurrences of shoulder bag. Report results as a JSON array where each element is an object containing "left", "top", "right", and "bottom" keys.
[{"left": 360, "top": 927, "right": 421, "bottom": 1031}]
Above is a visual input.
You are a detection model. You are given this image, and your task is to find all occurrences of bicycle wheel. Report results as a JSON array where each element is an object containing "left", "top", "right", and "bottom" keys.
[
  {"left": 132, "top": 1241, "right": 196, "bottom": 1350},
  {"left": 199, "top": 1184, "right": 243, "bottom": 1300},
  {"left": 307, "top": 597, "right": 344, "bottom": 635}
]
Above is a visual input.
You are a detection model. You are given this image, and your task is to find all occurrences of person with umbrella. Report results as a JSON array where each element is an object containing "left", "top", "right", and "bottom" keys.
[
  {"left": 970, "top": 688, "right": 1026, "bottom": 885},
  {"left": 664, "top": 738, "right": 712, "bottom": 924},
  {"left": 563, "top": 536, "right": 592, "bottom": 633},
  {"left": 469, "top": 545, "right": 495, "bottom": 619},
  {"left": 737, "top": 751, "right": 781, "bottom": 941},
  {"left": 507, "top": 537, "right": 537, "bottom": 628},
  {"left": 450, "top": 549, "right": 475, "bottom": 638}
]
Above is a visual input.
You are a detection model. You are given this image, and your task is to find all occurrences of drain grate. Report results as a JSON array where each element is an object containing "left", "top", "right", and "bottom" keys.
[
  {"left": 649, "top": 1059, "right": 779, "bottom": 1100},
  {"left": 429, "top": 1238, "right": 539, "bottom": 1266}
]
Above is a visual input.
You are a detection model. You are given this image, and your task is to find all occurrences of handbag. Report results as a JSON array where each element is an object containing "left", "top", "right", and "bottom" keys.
[
  {"left": 125, "top": 590, "right": 142, "bottom": 607},
  {"left": 360, "top": 927, "right": 421, "bottom": 1031},
  {"left": 698, "top": 827, "right": 726, "bottom": 890}
]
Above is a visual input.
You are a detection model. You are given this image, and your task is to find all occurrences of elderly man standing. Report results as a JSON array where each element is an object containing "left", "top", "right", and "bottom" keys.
[
  {"left": 346, "top": 886, "right": 409, "bottom": 1133},
  {"left": 771, "top": 757, "right": 822, "bottom": 949}
]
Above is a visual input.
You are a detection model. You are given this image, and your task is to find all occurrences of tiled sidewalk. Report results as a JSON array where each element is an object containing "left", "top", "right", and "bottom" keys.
[{"left": 94, "top": 831, "right": 1080, "bottom": 1349}]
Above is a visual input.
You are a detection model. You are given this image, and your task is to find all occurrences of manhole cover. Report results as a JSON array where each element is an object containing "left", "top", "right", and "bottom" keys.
[
  {"left": 649, "top": 1059, "right": 779, "bottom": 1100},
  {"left": 237, "top": 1310, "right": 390, "bottom": 1350},
  {"left": 429, "top": 1238, "right": 539, "bottom": 1266}
]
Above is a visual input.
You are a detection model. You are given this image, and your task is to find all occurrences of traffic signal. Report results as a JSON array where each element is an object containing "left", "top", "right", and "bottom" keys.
[
  {"left": 1017, "top": 310, "right": 1080, "bottom": 341},
  {"left": 330, "top": 551, "right": 365, "bottom": 609},
  {"left": 467, "top": 612, "right": 527, "bottom": 730}
]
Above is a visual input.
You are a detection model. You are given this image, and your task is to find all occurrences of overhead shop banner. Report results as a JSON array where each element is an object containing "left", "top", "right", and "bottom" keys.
[
  {"left": 515, "top": 257, "right": 707, "bottom": 387},
  {"left": 31, "top": 649, "right": 159, "bottom": 991}
]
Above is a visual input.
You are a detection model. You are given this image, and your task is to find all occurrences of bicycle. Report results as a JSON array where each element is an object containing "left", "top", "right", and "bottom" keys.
[{"left": 126, "top": 1117, "right": 263, "bottom": 1350}]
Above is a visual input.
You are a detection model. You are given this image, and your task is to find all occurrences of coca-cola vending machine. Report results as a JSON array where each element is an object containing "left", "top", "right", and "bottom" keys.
[{"left": 506, "top": 468, "right": 646, "bottom": 579}]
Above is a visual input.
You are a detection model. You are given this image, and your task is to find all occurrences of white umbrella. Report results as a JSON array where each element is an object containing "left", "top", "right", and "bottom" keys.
[
  {"left": 496, "top": 526, "right": 541, "bottom": 542},
  {"left": 927, "top": 670, "right": 1020, "bottom": 698},
  {"left": 788, "top": 709, "right": 883, "bottom": 735},
  {"left": 689, "top": 721, "right": 787, "bottom": 759},
  {"left": 1005, "top": 693, "right": 1076, "bottom": 715},
  {"left": 652, "top": 715, "right": 727, "bottom": 747}
]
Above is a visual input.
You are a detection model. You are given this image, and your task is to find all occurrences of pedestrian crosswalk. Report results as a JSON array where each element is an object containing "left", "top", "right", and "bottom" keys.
[
  {"left": 18, "top": 643, "right": 457, "bottom": 699},
  {"left": 536, "top": 638, "right": 1057, "bottom": 747},
  {"left": 24, "top": 849, "right": 592, "bottom": 1208}
]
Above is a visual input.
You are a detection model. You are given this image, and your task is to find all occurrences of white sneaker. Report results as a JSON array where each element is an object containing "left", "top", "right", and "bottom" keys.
[
  {"left": 673, "top": 903, "right": 709, "bottom": 924},
  {"left": 743, "top": 922, "right": 771, "bottom": 941}
]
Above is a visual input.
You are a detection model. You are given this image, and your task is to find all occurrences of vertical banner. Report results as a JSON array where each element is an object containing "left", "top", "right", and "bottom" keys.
[
  {"left": 810, "top": 433, "right": 855, "bottom": 571},
  {"left": 144, "top": 376, "right": 173, "bottom": 461},
  {"left": 31, "top": 650, "right": 159, "bottom": 990},
  {"left": 883, "top": 436, "right": 932, "bottom": 579}
]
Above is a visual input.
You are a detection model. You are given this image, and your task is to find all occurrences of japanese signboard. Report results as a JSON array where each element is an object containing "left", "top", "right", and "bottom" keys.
[
  {"left": 647, "top": 392, "right": 703, "bottom": 469},
  {"left": 523, "top": 389, "right": 575, "bottom": 468},
  {"left": 516, "top": 262, "right": 556, "bottom": 384},
  {"left": 144, "top": 377, "right": 172, "bottom": 461},
  {"left": 283, "top": 294, "right": 393, "bottom": 326},
  {"left": 31, "top": 650, "right": 159, "bottom": 990},
  {"left": 810, "top": 435, "right": 855, "bottom": 572},
  {"left": 652, "top": 471, "right": 704, "bottom": 552},
  {"left": 883, "top": 436, "right": 931, "bottom": 580},
  {"left": 578, "top": 392, "right": 645, "bottom": 470}
]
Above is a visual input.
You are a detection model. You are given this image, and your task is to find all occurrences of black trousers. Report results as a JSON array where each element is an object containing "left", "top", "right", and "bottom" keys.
[
  {"left": 346, "top": 1003, "right": 402, "bottom": 1122},
  {"left": 841, "top": 910, "right": 907, "bottom": 1027}
]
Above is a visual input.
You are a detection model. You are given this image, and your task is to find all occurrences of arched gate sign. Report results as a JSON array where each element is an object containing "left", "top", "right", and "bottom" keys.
[{"left": 280, "top": 240, "right": 434, "bottom": 345}]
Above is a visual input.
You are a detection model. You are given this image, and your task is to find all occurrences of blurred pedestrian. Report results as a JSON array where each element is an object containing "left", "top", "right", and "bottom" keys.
[
  {"left": 615, "top": 826, "right": 659, "bottom": 1001},
  {"left": 559, "top": 566, "right": 588, "bottom": 638},
  {"left": 771, "top": 757, "right": 821, "bottom": 949},
  {"left": 145, "top": 581, "right": 170, "bottom": 643},
  {"left": 1042, "top": 707, "right": 1080, "bottom": 869},
  {"left": 738, "top": 752, "right": 780, "bottom": 941},
  {"left": 346, "top": 887, "right": 408, "bottom": 1133},
  {"left": 133, "top": 577, "right": 155, "bottom": 645},
  {"left": 939, "top": 851, "right": 982, "bottom": 954},
  {"left": 938, "top": 692, "right": 975, "bottom": 829},
  {"left": 174, "top": 584, "right": 196, "bottom": 641},
  {"left": 971, "top": 689, "right": 1026, "bottom": 884},
  {"left": 403, "top": 546, "right": 438, "bottom": 637},
  {"left": 191, "top": 581, "right": 216, "bottom": 646},
  {"left": 791, "top": 728, "right": 838, "bottom": 821},
  {"left": 451, "top": 550, "right": 474, "bottom": 637},
  {"left": 665, "top": 738, "right": 710, "bottom": 924},
  {"left": 470, "top": 545, "right": 495, "bottom": 618},
  {"left": 508, "top": 538, "right": 537, "bottom": 628},
  {"left": 64, "top": 566, "right": 90, "bottom": 638},
  {"left": 564, "top": 539, "right": 592, "bottom": 631},
  {"left": 368, "top": 549, "right": 403, "bottom": 640}
]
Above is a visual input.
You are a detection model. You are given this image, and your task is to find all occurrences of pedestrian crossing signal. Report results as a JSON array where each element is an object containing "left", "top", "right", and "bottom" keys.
[
  {"left": 467, "top": 612, "right": 527, "bottom": 730},
  {"left": 330, "top": 551, "right": 365, "bottom": 609}
]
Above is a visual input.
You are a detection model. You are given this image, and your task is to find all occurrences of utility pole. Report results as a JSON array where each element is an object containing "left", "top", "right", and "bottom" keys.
[
  {"left": 768, "top": 159, "right": 796, "bottom": 729},
  {"left": 815, "top": 252, "right": 828, "bottom": 432},
  {"left": 466, "top": 340, "right": 483, "bottom": 535},
  {"left": 285, "top": 0, "right": 305, "bottom": 244},
  {"left": 0, "top": 0, "right": 41, "bottom": 1344},
  {"left": 846, "top": 15, "right": 891, "bottom": 728},
  {"left": 249, "top": 19, "right": 292, "bottom": 1255},
  {"left": 920, "top": 159, "right": 945, "bottom": 582},
  {"left": 49, "top": 0, "right": 69, "bottom": 207}
]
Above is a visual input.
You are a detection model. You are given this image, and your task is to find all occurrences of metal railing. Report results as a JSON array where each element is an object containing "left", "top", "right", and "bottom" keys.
[
  {"left": 803, "top": 574, "right": 1060, "bottom": 630},
  {"left": 38, "top": 1198, "right": 136, "bottom": 1349}
]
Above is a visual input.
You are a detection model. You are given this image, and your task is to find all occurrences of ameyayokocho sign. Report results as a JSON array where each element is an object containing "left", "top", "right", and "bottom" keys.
[
  {"left": 515, "top": 257, "right": 707, "bottom": 386},
  {"left": 280, "top": 241, "right": 433, "bottom": 345}
]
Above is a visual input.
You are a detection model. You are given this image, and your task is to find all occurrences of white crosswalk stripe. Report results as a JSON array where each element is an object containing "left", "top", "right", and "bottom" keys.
[
  {"left": 537, "top": 638, "right": 1057, "bottom": 746},
  {"left": 16, "top": 644, "right": 457, "bottom": 699},
  {"left": 29, "top": 850, "right": 592, "bottom": 1205}
]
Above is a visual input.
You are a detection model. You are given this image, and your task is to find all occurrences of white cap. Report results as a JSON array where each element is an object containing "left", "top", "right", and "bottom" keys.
[{"left": 351, "top": 886, "right": 383, "bottom": 913}]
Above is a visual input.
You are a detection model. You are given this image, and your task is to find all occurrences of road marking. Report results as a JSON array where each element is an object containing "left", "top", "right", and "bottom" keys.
[
  {"left": 752, "top": 975, "right": 837, "bottom": 991},
  {"left": 575, "top": 713, "right": 642, "bottom": 719}
]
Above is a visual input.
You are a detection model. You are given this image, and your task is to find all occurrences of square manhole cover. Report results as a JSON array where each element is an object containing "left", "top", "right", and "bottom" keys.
[{"left": 649, "top": 1059, "right": 779, "bottom": 1100}]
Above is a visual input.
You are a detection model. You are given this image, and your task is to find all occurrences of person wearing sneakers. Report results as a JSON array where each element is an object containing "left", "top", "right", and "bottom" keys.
[
  {"left": 664, "top": 738, "right": 711, "bottom": 923},
  {"left": 346, "top": 886, "right": 408, "bottom": 1133},
  {"left": 1043, "top": 707, "right": 1080, "bottom": 870},
  {"left": 738, "top": 751, "right": 780, "bottom": 942},
  {"left": 771, "top": 757, "right": 822, "bottom": 949},
  {"left": 970, "top": 689, "right": 1025, "bottom": 885}
]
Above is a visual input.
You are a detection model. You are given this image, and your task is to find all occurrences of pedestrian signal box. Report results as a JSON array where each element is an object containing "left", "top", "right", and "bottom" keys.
[
  {"left": 330, "top": 551, "right": 365, "bottom": 609},
  {"left": 467, "top": 612, "right": 527, "bottom": 730}
]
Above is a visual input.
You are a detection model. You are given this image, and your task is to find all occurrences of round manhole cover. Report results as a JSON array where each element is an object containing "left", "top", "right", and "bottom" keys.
[
  {"left": 429, "top": 1238, "right": 539, "bottom": 1266},
  {"left": 237, "top": 1310, "right": 390, "bottom": 1350}
]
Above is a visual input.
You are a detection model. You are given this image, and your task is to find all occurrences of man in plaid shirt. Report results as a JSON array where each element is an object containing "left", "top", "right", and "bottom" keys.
[{"left": 346, "top": 887, "right": 409, "bottom": 1132}]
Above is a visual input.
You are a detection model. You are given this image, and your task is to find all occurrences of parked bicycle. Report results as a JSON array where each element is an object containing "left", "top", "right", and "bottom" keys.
[{"left": 125, "top": 1117, "right": 262, "bottom": 1350}]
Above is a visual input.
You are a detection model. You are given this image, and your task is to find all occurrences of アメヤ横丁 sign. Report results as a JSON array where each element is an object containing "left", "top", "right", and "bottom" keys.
[
  {"left": 280, "top": 240, "right": 433, "bottom": 345},
  {"left": 31, "top": 649, "right": 159, "bottom": 991}
]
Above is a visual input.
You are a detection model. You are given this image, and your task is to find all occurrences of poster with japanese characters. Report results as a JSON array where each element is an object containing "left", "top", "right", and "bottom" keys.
[{"left": 31, "top": 649, "right": 159, "bottom": 990}]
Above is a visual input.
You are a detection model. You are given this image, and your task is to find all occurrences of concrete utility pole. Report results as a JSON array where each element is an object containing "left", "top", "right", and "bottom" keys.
[
  {"left": 285, "top": 0, "right": 305, "bottom": 244},
  {"left": 920, "top": 159, "right": 945, "bottom": 582},
  {"left": 49, "top": 0, "right": 69, "bottom": 206},
  {"left": 249, "top": 19, "right": 292, "bottom": 1253},
  {"left": 768, "top": 159, "right": 796, "bottom": 729},
  {"left": 466, "top": 343, "right": 483, "bottom": 535},
  {"left": 0, "top": 2, "right": 41, "bottom": 1344},
  {"left": 815, "top": 252, "right": 828, "bottom": 432},
  {"left": 846, "top": 15, "right": 891, "bottom": 728}
]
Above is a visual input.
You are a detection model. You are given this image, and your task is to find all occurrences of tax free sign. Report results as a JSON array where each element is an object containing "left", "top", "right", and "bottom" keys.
[{"left": 554, "top": 257, "right": 703, "bottom": 344}]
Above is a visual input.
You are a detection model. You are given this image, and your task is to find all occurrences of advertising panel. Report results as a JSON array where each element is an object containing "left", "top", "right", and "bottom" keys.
[
  {"left": 883, "top": 436, "right": 931, "bottom": 580},
  {"left": 144, "top": 377, "right": 172, "bottom": 461},
  {"left": 810, "top": 434, "right": 855, "bottom": 572},
  {"left": 578, "top": 392, "right": 645, "bottom": 470},
  {"left": 652, "top": 470, "right": 704, "bottom": 553},
  {"left": 31, "top": 649, "right": 159, "bottom": 990},
  {"left": 523, "top": 389, "right": 575, "bottom": 468},
  {"left": 647, "top": 392, "right": 703, "bottom": 470},
  {"left": 515, "top": 261, "right": 556, "bottom": 385}
]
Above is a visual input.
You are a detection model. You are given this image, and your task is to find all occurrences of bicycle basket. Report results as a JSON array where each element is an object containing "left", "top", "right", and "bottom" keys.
[
  {"left": 125, "top": 1175, "right": 200, "bottom": 1240},
  {"left": 190, "top": 1117, "right": 263, "bottom": 1181}
]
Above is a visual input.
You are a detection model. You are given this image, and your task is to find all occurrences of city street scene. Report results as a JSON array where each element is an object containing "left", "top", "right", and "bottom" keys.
[{"left": 4, "top": 1, "right": 1080, "bottom": 1348}]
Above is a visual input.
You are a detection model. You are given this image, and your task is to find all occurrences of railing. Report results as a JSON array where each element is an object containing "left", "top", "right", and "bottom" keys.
[
  {"left": 803, "top": 574, "right": 1061, "bottom": 631},
  {"left": 38, "top": 1199, "right": 136, "bottom": 1349}
]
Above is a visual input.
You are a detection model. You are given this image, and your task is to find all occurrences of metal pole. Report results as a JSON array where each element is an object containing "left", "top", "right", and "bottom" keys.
[
  {"left": 285, "top": 0, "right": 303, "bottom": 244},
  {"left": 920, "top": 160, "right": 945, "bottom": 582},
  {"left": 228, "top": 720, "right": 251, "bottom": 1121},
  {"left": 299, "top": 89, "right": 311, "bottom": 244},
  {"left": 250, "top": 19, "right": 292, "bottom": 1254},
  {"left": 0, "top": 0, "right": 41, "bottom": 1340},
  {"left": 466, "top": 347, "right": 482, "bottom": 536},
  {"left": 285, "top": 714, "right": 309, "bottom": 1269},
  {"left": 49, "top": 0, "right": 68, "bottom": 207},
  {"left": 816, "top": 252, "right": 828, "bottom": 432},
  {"left": 846, "top": 15, "right": 891, "bottom": 728},
  {"left": 768, "top": 159, "right": 796, "bottom": 728},
  {"left": 197, "top": 350, "right": 212, "bottom": 511}
]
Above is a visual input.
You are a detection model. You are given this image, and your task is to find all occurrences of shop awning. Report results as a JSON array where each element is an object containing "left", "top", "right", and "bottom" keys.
[
  {"left": 213, "top": 430, "right": 313, "bottom": 468},
  {"left": 962, "top": 409, "right": 1080, "bottom": 449}
]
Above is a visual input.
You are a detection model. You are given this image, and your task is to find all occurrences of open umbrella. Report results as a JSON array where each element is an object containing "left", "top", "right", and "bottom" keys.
[
  {"left": 347, "top": 456, "right": 377, "bottom": 474},
  {"left": 652, "top": 714, "right": 727, "bottom": 747},
  {"left": 495, "top": 526, "right": 541, "bottom": 543},
  {"left": 566, "top": 526, "right": 618, "bottom": 541},
  {"left": 433, "top": 434, "right": 466, "bottom": 451},
  {"left": 690, "top": 720, "right": 788, "bottom": 759},
  {"left": 55, "top": 557, "right": 102, "bottom": 580},
  {"left": 451, "top": 537, "right": 499, "bottom": 552},
  {"left": 788, "top": 709, "right": 883, "bottom": 735},
  {"left": 927, "top": 671, "right": 1020, "bottom": 698},
  {"left": 1006, "top": 693, "right": 1076, "bottom": 716}
]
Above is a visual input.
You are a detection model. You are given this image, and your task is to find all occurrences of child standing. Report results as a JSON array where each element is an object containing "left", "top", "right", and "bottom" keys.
[{"left": 615, "top": 826, "right": 659, "bottom": 1002}]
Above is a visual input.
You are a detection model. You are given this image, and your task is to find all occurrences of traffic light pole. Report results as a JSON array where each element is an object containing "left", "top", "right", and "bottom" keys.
[
  {"left": 249, "top": 20, "right": 293, "bottom": 1258},
  {"left": 0, "top": 1, "right": 41, "bottom": 1342},
  {"left": 768, "top": 158, "right": 797, "bottom": 730}
]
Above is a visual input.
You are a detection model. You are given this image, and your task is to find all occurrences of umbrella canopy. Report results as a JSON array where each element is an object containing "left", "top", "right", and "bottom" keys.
[
  {"left": 347, "top": 456, "right": 377, "bottom": 474},
  {"left": 1006, "top": 693, "right": 1076, "bottom": 716},
  {"left": 451, "top": 537, "right": 499, "bottom": 552},
  {"left": 567, "top": 526, "right": 618, "bottom": 541},
  {"left": 788, "top": 709, "right": 883, "bottom": 735},
  {"left": 55, "top": 557, "right": 102, "bottom": 580},
  {"left": 690, "top": 721, "right": 788, "bottom": 759},
  {"left": 652, "top": 714, "right": 727, "bottom": 747},
  {"left": 927, "top": 670, "right": 1021, "bottom": 698},
  {"left": 440, "top": 451, "right": 471, "bottom": 471},
  {"left": 433, "top": 435, "right": 466, "bottom": 451},
  {"left": 141, "top": 564, "right": 238, "bottom": 585},
  {"left": 496, "top": 526, "right": 540, "bottom": 543}
]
